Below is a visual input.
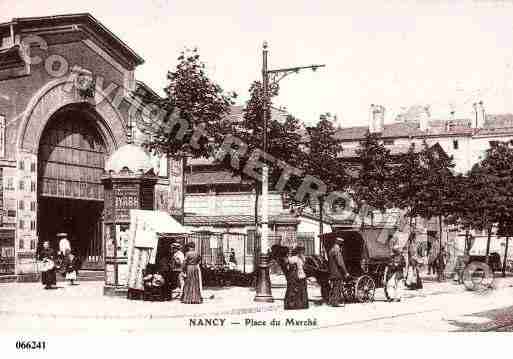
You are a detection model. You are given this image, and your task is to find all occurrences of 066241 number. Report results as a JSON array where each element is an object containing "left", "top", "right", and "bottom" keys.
[{"left": 16, "top": 341, "right": 46, "bottom": 350}]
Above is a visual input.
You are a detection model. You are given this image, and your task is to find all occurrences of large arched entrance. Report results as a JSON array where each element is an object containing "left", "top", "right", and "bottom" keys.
[{"left": 37, "top": 104, "right": 107, "bottom": 269}]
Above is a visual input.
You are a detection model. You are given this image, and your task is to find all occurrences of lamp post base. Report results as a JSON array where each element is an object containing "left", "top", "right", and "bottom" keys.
[{"left": 254, "top": 254, "right": 274, "bottom": 302}]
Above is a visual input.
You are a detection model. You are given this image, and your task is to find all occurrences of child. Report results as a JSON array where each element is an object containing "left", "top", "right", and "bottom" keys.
[{"left": 64, "top": 252, "right": 81, "bottom": 285}]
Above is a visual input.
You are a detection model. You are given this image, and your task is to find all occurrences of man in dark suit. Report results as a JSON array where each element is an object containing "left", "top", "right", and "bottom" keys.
[{"left": 328, "top": 237, "right": 350, "bottom": 307}]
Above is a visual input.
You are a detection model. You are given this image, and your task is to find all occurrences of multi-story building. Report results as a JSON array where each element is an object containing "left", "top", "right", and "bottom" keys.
[
  {"left": 335, "top": 104, "right": 513, "bottom": 266},
  {"left": 337, "top": 103, "right": 513, "bottom": 174}
]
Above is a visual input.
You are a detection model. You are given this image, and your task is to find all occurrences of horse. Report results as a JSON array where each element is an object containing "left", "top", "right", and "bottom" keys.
[{"left": 269, "top": 244, "right": 331, "bottom": 302}]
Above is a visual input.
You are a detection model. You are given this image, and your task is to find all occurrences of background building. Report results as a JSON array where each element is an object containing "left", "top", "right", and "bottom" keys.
[{"left": 335, "top": 104, "right": 513, "bottom": 270}]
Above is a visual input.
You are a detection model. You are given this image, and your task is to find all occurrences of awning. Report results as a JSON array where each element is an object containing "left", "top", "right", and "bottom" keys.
[{"left": 129, "top": 210, "right": 191, "bottom": 237}]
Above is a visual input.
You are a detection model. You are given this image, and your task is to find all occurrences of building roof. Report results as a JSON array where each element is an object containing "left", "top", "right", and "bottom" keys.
[
  {"left": 334, "top": 122, "right": 423, "bottom": 140},
  {"left": 0, "top": 13, "right": 144, "bottom": 69},
  {"left": 339, "top": 143, "right": 448, "bottom": 171},
  {"left": 484, "top": 113, "right": 513, "bottom": 128},
  {"left": 335, "top": 113, "right": 513, "bottom": 141},
  {"left": 186, "top": 171, "right": 245, "bottom": 186},
  {"left": 134, "top": 80, "right": 162, "bottom": 102},
  {"left": 183, "top": 214, "right": 300, "bottom": 227}
]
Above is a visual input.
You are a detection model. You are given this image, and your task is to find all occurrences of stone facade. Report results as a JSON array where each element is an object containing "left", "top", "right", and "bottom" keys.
[{"left": 0, "top": 14, "right": 144, "bottom": 278}]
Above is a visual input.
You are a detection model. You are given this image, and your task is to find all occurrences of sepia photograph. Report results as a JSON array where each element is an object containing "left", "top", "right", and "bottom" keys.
[{"left": 1, "top": 0, "right": 513, "bottom": 356}]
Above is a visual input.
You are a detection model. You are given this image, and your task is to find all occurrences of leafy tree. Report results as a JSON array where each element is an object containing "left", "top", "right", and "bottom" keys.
[
  {"left": 390, "top": 143, "right": 423, "bottom": 224},
  {"left": 389, "top": 142, "right": 425, "bottom": 252},
  {"left": 299, "top": 113, "right": 348, "bottom": 248},
  {"left": 215, "top": 81, "right": 304, "bottom": 226},
  {"left": 447, "top": 174, "right": 477, "bottom": 255},
  {"left": 141, "top": 48, "right": 237, "bottom": 159},
  {"left": 467, "top": 141, "right": 513, "bottom": 263},
  {"left": 352, "top": 131, "right": 394, "bottom": 227},
  {"left": 415, "top": 140, "right": 457, "bottom": 258}
]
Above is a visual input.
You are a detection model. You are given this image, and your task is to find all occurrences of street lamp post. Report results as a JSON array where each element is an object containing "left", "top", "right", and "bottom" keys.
[{"left": 254, "top": 41, "right": 325, "bottom": 302}]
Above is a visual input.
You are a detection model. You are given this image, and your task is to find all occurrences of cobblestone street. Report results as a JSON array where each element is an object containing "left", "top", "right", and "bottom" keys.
[{"left": 2, "top": 275, "right": 513, "bottom": 334}]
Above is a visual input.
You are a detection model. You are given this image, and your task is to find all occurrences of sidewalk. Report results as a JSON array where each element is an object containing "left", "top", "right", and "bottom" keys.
[
  {"left": 0, "top": 282, "right": 281, "bottom": 320},
  {"left": 2, "top": 274, "right": 513, "bottom": 320},
  {"left": 2, "top": 275, "right": 513, "bottom": 334}
]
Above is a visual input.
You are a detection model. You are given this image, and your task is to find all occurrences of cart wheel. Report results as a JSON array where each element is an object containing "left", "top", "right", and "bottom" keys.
[
  {"left": 355, "top": 275, "right": 376, "bottom": 303},
  {"left": 462, "top": 261, "right": 494, "bottom": 292}
]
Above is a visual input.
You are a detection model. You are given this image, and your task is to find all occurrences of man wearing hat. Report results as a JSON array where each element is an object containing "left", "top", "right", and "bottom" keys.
[
  {"left": 328, "top": 236, "right": 350, "bottom": 307},
  {"left": 170, "top": 242, "right": 185, "bottom": 299},
  {"left": 57, "top": 233, "right": 71, "bottom": 257}
]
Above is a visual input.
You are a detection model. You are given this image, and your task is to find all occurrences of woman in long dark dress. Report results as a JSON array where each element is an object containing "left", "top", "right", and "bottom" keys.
[
  {"left": 284, "top": 245, "right": 309, "bottom": 310},
  {"left": 39, "top": 241, "right": 57, "bottom": 289},
  {"left": 181, "top": 242, "right": 203, "bottom": 304}
]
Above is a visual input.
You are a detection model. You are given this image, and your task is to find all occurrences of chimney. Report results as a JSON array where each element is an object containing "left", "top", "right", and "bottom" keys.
[
  {"left": 369, "top": 104, "right": 385, "bottom": 133},
  {"left": 472, "top": 101, "right": 485, "bottom": 128},
  {"left": 450, "top": 109, "right": 455, "bottom": 122},
  {"left": 419, "top": 106, "right": 430, "bottom": 132},
  {"left": 369, "top": 104, "right": 375, "bottom": 133},
  {"left": 472, "top": 102, "right": 478, "bottom": 128},
  {"left": 333, "top": 114, "right": 341, "bottom": 129},
  {"left": 445, "top": 110, "right": 455, "bottom": 132},
  {"left": 478, "top": 101, "right": 485, "bottom": 128}
]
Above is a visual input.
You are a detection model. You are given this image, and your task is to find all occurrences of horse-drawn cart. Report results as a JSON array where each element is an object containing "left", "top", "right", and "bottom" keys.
[
  {"left": 320, "top": 230, "right": 393, "bottom": 303},
  {"left": 270, "top": 229, "right": 395, "bottom": 303}
]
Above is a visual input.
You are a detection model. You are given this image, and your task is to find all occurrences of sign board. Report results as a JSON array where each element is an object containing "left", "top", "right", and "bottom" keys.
[
  {"left": 115, "top": 186, "right": 140, "bottom": 222},
  {"left": 168, "top": 157, "right": 184, "bottom": 217}
]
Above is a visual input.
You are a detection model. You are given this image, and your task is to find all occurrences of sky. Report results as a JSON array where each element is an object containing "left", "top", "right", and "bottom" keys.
[{"left": 2, "top": 0, "right": 513, "bottom": 126}]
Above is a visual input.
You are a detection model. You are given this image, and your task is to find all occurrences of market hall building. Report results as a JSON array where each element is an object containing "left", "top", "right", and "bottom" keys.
[{"left": 0, "top": 13, "right": 177, "bottom": 280}]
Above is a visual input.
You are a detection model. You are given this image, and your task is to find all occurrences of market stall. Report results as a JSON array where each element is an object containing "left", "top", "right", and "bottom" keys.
[{"left": 126, "top": 209, "right": 191, "bottom": 300}]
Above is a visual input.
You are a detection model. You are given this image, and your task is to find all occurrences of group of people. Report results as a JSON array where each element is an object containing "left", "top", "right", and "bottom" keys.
[
  {"left": 38, "top": 231, "right": 425, "bottom": 308},
  {"left": 281, "top": 237, "right": 353, "bottom": 310},
  {"left": 144, "top": 242, "right": 204, "bottom": 304},
  {"left": 38, "top": 233, "right": 81, "bottom": 290},
  {"left": 281, "top": 236, "right": 426, "bottom": 310}
]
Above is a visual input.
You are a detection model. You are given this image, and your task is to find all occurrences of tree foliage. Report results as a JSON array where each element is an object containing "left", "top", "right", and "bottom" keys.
[
  {"left": 295, "top": 114, "right": 348, "bottom": 238},
  {"left": 216, "top": 81, "right": 304, "bottom": 189},
  {"left": 214, "top": 80, "right": 304, "bottom": 224},
  {"left": 352, "top": 131, "right": 394, "bottom": 220},
  {"left": 453, "top": 141, "right": 513, "bottom": 258},
  {"left": 413, "top": 141, "right": 457, "bottom": 221},
  {"left": 299, "top": 113, "right": 347, "bottom": 203},
  {"left": 390, "top": 142, "right": 424, "bottom": 221},
  {"left": 142, "top": 48, "right": 237, "bottom": 158}
]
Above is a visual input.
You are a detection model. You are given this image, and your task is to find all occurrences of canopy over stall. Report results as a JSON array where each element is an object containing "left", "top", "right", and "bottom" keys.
[{"left": 126, "top": 210, "right": 191, "bottom": 298}]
